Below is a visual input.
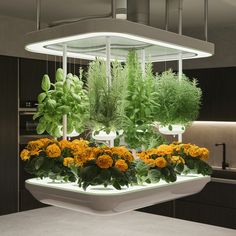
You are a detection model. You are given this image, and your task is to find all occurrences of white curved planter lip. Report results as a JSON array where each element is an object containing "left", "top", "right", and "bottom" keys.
[
  {"left": 25, "top": 175, "right": 210, "bottom": 216},
  {"left": 92, "top": 130, "right": 117, "bottom": 141},
  {"left": 159, "top": 124, "right": 186, "bottom": 135}
]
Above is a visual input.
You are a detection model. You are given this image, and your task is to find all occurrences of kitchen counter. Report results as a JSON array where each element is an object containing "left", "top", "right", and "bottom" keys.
[{"left": 0, "top": 207, "right": 235, "bottom": 236}]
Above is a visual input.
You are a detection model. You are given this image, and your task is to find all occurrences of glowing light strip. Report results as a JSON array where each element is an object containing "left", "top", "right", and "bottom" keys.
[{"left": 25, "top": 32, "right": 212, "bottom": 62}]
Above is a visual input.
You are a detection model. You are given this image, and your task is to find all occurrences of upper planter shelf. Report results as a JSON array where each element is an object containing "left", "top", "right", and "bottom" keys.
[{"left": 25, "top": 18, "right": 214, "bottom": 62}]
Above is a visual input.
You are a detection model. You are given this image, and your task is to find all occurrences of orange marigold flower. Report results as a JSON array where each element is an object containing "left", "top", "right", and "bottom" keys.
[
  {"left": 59, "top": 139, "right": 72, "bottom": 150},
  {"left": 115, "top": 159, "right": 128, "bottom": 172},
  {"left": 63, "top": 157, "right": 74, "bottom": 167},
  {"left": 46, "top": 144, "right": 61, "bottom": 158},
  {"left": 39, "top": 138, "right": 53, "bottom": 147},
  {"left": 169, "top": 155, "right": 185, "bottom": 164},
  {"left": 20, "top": 149, "right": 31, "bottom": 161},
  {"left": 146, "top": 148, "right": 160, "bottom": 157},
  {"left": 144, "top": 158, "right": 156, "bottom": 167},
  {"left": 155, "top": 157, "right": 167, "bottom": 168},
  {"left": 182, "top": 143, "right": 192, "bottom": 155},
  {"left": 88, "top": 147, "right": 100, "bottom": 160},
  {"left": 27, "top": 140, "right": 44, "bottom": 152},
  {"left": 112, "top": 146, "right": 134, "bottom": 162},
  {"left": 156, "top": 145, "right": 174, "bottom": 156},
  {"left": 199, "top": 147, "right": 209, "bottom": 160},
  {"left": 96, "top": 155, "right": 113, "bottom": 169},
  {"left": 30, "top": 150, "right": 41, "bottom": 156},
  {"left": 188, "top": 145, "right": 201, "bottom": 157},
  {"left": 74, "top": 157, "right": 85, "bottom": 167}
]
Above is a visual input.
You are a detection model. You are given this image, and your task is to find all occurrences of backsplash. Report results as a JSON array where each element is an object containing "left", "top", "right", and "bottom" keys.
[{"left": 181, "top": 122, "right": 236, "bottom": 168}]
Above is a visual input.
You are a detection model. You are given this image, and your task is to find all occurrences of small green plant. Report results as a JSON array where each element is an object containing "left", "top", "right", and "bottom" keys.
[
  {"left": 34, "top": 68, "right": 89, "bottom": 138},
  {"left": 87, "top": 59, "right": 126, "bottom": 132},
  {"left": 154, "top": 70, "right": 202, "bottom": 126},
  {"left": 123, "top": 50, "right": 160, "bottom": 148}
]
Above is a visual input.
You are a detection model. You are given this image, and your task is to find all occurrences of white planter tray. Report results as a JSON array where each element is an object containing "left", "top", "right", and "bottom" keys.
[{"left": 25, "top": 175, "right": 210, "bottom": 216}]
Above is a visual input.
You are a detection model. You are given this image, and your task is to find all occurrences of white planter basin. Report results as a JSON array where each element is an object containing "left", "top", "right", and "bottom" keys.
[
  {"left": 159, "top": 124, "right": 185, "bottom": 135},
  {"left": 25, "top": 175, "right": 210, "bottom": 216},
  {"left": 92, "top": 130, "right": 117, "bottom": 141}
]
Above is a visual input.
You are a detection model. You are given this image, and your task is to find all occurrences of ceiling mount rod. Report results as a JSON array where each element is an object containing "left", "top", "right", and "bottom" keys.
[
  {"left": 165, "top": 0, "right": 169, "bottom": 30},
  {"left": 112, "top": 0, "right": 116, "bottom": 18},
  {"left": 178, "top": 0, "right": 183, "bottom": 35},
  {"left": 204, "top": 0, "right": 208, "bottom": 41},
  {"left": 36, "top": 0, "right": 41, "bottom": 30}
]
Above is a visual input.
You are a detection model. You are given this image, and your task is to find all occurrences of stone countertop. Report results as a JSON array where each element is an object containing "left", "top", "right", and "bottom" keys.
[{"left": 0, "top": 207, "right": 235, "bottom": 236}]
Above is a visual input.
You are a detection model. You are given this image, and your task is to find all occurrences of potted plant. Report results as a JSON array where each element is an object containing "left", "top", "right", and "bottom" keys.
[
  {"left": 33, "top": 68, "right": 89, "bottom": 138},
  {"left": 153, "top": 70, "right": 202, "bottom": 135},
  {"left": 123, "top": 50, "right": 161, "bottom": 149},
  {"left": 87, "top": 59, "right": 126, "bottom": 146}
]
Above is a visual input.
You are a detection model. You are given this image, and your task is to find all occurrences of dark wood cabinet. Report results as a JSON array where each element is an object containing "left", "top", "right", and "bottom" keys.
[
  {"left": 0, "top": 55, "right": 18, "bottom": 215},
  {"left": 184, "top": 67, "right": 236, "bottom": 121},
  {"left": 139, "top": 181, "right": 236, "bottom": 229},
  {"left": 175, "top": 181, "right": 236, "bottom": 229}
]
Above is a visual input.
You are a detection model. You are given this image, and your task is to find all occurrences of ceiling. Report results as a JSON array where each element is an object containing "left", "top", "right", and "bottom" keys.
[{"left": 0, "top": 0, "right": 235, "bottom": 30}]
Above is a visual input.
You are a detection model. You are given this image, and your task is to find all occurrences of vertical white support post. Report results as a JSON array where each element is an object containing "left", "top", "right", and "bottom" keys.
[
  {"left": 106, "top": 36, "right": 113, "bottom": 147},
  {"left": 178, "top": 0, "right": 183, "bottom": 143},
  {"left": 106, "top": 37, "right": 111, "bottom": 88},
  {"left": 141, "top": 49, "right": 146, "bottom": 78},
  {"left": 62, "top": 44, "right": 67, "bottom": 140}
]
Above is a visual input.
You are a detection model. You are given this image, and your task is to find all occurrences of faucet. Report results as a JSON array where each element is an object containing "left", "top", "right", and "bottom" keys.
[{"left": 215, "top": 143, "right": 229, "bottom": 170}]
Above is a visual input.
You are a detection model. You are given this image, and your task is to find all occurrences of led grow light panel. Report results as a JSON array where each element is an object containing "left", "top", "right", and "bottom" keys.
[
  {"left": 26, "top": 175, "right": 210, "bottom": 216},
  {"left": 25, "top": 18, "right": 214, "bottom": 62}
]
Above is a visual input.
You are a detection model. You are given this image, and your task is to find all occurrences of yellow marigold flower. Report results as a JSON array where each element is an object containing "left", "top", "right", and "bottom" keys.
[
  {"left": 59, "top": 139, "right": 72, "bottom": 150},
  {"left": 156, "top": 145, "right": 174, "bottom": 156},
  {"left": 74, "top": 157, "right": 85, "bottom": 167},
  {"left": 39, "top": 138, "right": 53, "bottom": 147},
  {"left": 188, "top": 145, "right": 201, "bottom": 157},
  {"left": 100, "top": 146, "right": 112, "bottom": 155},
  {"left": 115, "top": 159, "right": 128, "bottom": 172},
  {"left": 88, "top": 147, "right": 100, "bottom": 160},
  {"left": 112, "top": 146, "right": 134, "bottom": 162},
  {"left": 30, "top": 150, "right": 41, "bottom": 156},
  {"left": 72, "top": 139, "right": 89, "bottom": 147},
  {"left": 155, "top": 157, "right": 167, "bottom": 168},
  {"left": 199, "top": 147, "right": 209, "bottom": 160},
  {"left": 20, "top": 149, "right": 31, "bottom": 161},
  {"left": 182, "top": 143, "right": 192, "bottom": 155},
  {"left": 146, "top": 148, "right": 160, "bottom": 157},
  {"left": 27, "top": 140, "right": 44, "bottom": 152},
  {"left": 144, "top": 158, "right": 156, "bottom": 167},
  {"left": 170, "top": 155, "right": 185, "bottom": 164},
  {"left": 46, "top": 144, "right": 61, "bottom": 158},
  {"left": 63, "top": 157, "right": 74, "bottom": 167},
  {"left": 96, "top": 155, "right": 113, "bottom": 169}
]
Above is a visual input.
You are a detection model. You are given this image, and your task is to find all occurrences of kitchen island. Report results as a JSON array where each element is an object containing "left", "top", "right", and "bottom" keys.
[{"left": 0, "top": 207, "right": 235, "bottom": 236}]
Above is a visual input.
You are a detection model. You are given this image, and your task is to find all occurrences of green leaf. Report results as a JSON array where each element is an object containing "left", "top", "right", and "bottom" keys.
[
  {"left": 148, "top": 168, "right": 161, "bottom": 183},
  {"left": 57, "top": 105, "right": 70, "bottom": 114},
  {"left": 113, "top": 180, "right": 121, "bottom": 190},
  {"left": 33, "top": 112, "right": 41, "bottom": 120},
  {"left": 36, "top": 122, "right": 47, "bottom": 134},
  {"left": 41, "top": 74, "right": 51, "bottom": 92},
  {"left": 38, "top": 92, "right": 47, "bottom": 103},
  {"left": 35, "top": 157, "right": 44, "bottom": 170},
  {"left": 176, "top": 163, "right": 184, "bottom": 173},
  {"left": 55, "top": 68, "right": 64, "bottom": 82}
]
